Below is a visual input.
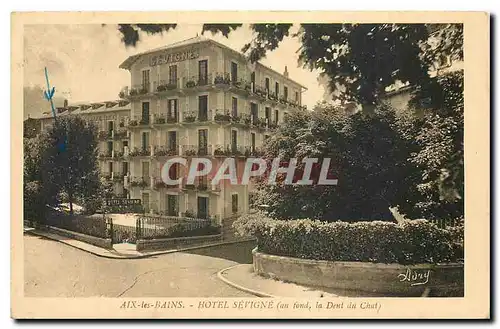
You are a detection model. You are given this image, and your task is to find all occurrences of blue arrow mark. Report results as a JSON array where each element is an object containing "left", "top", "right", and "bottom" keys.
[{"left": 43, "top": 67, "right": 57, "bottom": 119}]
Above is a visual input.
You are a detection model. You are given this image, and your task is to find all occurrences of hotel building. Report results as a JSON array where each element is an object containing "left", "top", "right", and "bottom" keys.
[{"left": 35, "top": 35, "right": 308, "bottom": 226}]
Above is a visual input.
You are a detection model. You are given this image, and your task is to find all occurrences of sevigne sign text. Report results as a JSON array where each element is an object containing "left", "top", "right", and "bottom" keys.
[{"left": 150, "top": 49, "right": 200, "bottom": 66}]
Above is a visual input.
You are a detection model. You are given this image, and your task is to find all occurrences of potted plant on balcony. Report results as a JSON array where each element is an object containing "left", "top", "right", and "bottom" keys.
[
  {"left": 128, "top": 120, "right": 138, "bottom": 126},
  {"left": 184, "top": 149, "right": 196, "bottom": 156},
  {"left": 118, "top": 91, "right": 126, "bottom": 99},
  {"left": 223, "top": 74, "right": 231, "bottom": 85},
  {"left": 156, "top": 116, "right": 166, "bottom": 124},
  {"left": 139, "top": 87, "right": 148, "bottom": 95},
  {"left": 166, "top": 82, "right": 177, "bottom": 90},
  {"left": 166, "top": 116, "right": 178, "bottom": 124},
  {"left": 230, "top": 115, "right": 241, "bottom": 123},
  {"left": 186, "top": 80, "right": 196, "bottom": 88},
  {"left": 214, "top": 74, "right": 224, "bottom": 85},
  {"left": 183, "top": 210, "right": 196, "bottom": 218},
  {"left": 129, "top": 89, "right": 138, "bottom": 96},
  {"left": 244, "top": 82, "right": 251, "bottom": 91},
  {"left": 155, "top": 181, "right": 167, "bottom": 189},
  {"left": 183, "top": 114, "right": 196, "bottom": 123},
  {"left": 214, "top": 146, "right": 225, "bottom": 156},
  {"left": 214, "top": 112, "right": 230, "bottom": 122},
  {"left": 157, "top": 84, "right": 167, "bottom": 92},
  {"left": 119, "top": 121, "right": 125, "bottom": 127}
]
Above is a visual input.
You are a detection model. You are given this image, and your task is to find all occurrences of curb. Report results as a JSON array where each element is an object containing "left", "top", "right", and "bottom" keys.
[
  {"left": 25, "top": 230, "right": 256, "bottom": 260},
  {"left": 217, "top": 264, "right": 276, "bottom": 298}
]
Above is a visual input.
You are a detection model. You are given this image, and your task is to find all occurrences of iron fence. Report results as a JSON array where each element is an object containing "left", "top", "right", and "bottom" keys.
[
  {"left": 136, "top": 215, "right": 218, "bottom": 240},
  {"left": 45, "top": 212, "right": 110, "bottom": 239}
]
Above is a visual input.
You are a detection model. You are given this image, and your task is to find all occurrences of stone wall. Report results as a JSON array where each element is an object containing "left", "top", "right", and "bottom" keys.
[
  {"left": 253, "top": 248, "right": 464, "bottom": 297},
  {"left": 136, "top": 234, "right": 222, "bottom": 251},
  {"left": 48, "top": 226, "right": 113, "bottom": 249}
]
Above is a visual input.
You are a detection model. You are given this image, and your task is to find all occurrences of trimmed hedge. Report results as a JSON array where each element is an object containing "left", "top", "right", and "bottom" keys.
[{"left": 233, "top": 213, "right": 464, "bottom": 265}]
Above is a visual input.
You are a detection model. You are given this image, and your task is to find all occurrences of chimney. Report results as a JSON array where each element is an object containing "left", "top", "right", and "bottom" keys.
[{"left": 284, "top": 66, "right": 289, "bottom": 78}]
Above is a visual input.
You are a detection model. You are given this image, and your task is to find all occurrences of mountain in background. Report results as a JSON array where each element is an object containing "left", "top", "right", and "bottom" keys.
[{"left": 23, "top": 85, "right": 65, "bottom": 120}]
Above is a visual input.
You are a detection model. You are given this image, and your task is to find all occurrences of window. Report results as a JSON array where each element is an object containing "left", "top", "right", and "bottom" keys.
[
  {"left": 123, "top": 162, "right": 129, "bottom": 175},
  {"left": 232, "top": 194, "right": 238, "bottom": 213},
  {"left": 284, "top": 86, "right": 288, "bottom": 100},
  {"left": 142, "top": 70, "right": 150, "bottom": 92},
  {"left": 107, "top": 141, "right": 113, "bottom": 154},
  {"left": 167, "top": 195, "right": 178, "bottom": 216},
  {"left": 250, "top": 72, "right": 256, "bottom": 92},
  {"left": 142, "top": 162, "right": 149, "bottom": 179},
  {"left": 251, "top": 132, "right": 256, "bottom": 152},
  {"left": 142, "top": 132, "right": 149, "bottom": 151},
  {"left": 141, "top": 102, "right": 150, "bottom": 124},
  {"left": 167, "top": 99, "right": 178, "bottom": 121},
  {"left": 275, "top": 82, "right": 279, "bottom": 97},
  {"left": 197, "top": 196, "right": 209, "bottom": 219},
  {"left": 168, "top": 131, "right": 177, "bottom": 151},
  {"left": 295, "top": 91, "right": 299, "bottom": 103},
  {"left": 250, "top": 103, "right": 258, "bottom": 123},
  {"left": 274, "top": 109, "right": 279, "bottom": 124},
  {"left": 231, "top": 62, "right": 238, "bottom": 83},
  {"left": 265, "top": 107, "right": 271, "bottom": 122},
  {"left": 108, "top": 121, "right": 114, "bottom": 133},
  {"left": 108, "top": 161, "right": 113, "bottom": 174},
  {"left": 198, "top": 60, "right": 208, "bottom": 85},
  {"left": 198, "top": 95, "right": 208, "bottom": 121},
  {"left": 231, "top": 97, "right": 238, "bottom": 117},
  {"left": 265, "top": 78, "right": 270, "bottom": 93},
  {"left": 122, "top": 140, "right": 128, "bottom": 151},
  {"left": 142, "top": 193, "right": 150, "bottom": 212},
  {"left": 198, "top": 129, "right": 208, "bottom": 155},
  {"left": 169, "top": 65, "right": 177, "bottom": 85},
  {"left": 231, "top": 130, "right": 238, "bottom": 153}
]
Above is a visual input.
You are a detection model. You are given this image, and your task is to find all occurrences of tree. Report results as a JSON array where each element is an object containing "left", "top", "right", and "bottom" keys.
[
  {"left": 252, "top": 104, "right": 418, "bottom": 222},
  {"left": 40, "top": 116, "right": 100, "bottom": 214},
  {"left": 396, "top": 71, "right": 464, "bottom": 220}
]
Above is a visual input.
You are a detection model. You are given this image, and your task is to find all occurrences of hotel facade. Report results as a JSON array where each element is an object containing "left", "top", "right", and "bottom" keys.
[{"left": 36, "top": 36, "right": 307, "bottom": 225}]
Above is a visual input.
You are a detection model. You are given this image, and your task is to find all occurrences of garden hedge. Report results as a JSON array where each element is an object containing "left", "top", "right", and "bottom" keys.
[{"left": 233, "top": 213, "right": 464, "bottom": 265}]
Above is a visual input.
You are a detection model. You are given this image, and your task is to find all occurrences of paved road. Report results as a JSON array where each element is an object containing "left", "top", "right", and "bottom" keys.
[{"left": 24, "top": 234, "right": 257, "bottom": 297}]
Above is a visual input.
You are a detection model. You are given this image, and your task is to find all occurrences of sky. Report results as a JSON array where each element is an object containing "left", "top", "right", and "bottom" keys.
[{"left": 23, "top": 24, "right": 326, "bottom": 118}]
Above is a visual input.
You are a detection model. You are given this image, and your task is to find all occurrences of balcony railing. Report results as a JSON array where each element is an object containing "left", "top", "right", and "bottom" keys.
[
  {"left": 113, "top": 129, "right": 128, "bottom": 139},
  {"left": 102, "top": 172, "right": 112, "bottom": 180},
  {"left": 129, "top": 146, "right": 152, "bottom": 157},
  {"left": 129, "top": 176, "right": 150, "bottom": 188},
  {"left": 112, "top": 172, "right": 125, "bottom": 182},
  {"left": 182, "top": 110, "right": 213, "bottom": 123},
  {"left": 99, "top": 151, "right": 113, "bottom": 159},
  {"left": 155, "top": 78, "right": 180, "bottom": 93},
  {"left": 128, "top": 115, "right": 151, "bottom": 127},
  {"left": 129, "top": 84, "right": 151, "bottom": 97},
  {"left": 98, "top": 130, "right": 113, "bottom": 140},
  {"left": 153, "top": 113, "right": 179, "bottom": 125},
  {"left": 153, "top": 145, "right": 179, "bottom": 157},
  {"left": 181, "top": 144, "right": 212, "bottom": 157}
]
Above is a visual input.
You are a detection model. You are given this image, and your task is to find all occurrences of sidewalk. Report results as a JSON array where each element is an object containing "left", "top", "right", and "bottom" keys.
[
  {"left": 218, "top": 264, "right": 341, "bottom": 298},
  {"left": 25, "top": 228, "right": 255, "bottom": 259}
]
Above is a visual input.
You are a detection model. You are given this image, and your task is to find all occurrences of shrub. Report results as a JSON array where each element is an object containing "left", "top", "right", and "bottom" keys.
[{"left": 233, "top": 213, "right": 464, "bottom": 265}]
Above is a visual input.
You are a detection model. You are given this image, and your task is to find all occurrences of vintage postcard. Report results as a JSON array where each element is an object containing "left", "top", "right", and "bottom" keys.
[{"left": 11, "top": 11, "right": 489, "bottom": 319}]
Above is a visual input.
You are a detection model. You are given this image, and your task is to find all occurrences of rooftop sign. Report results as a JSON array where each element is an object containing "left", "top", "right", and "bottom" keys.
[{"left": 150, "top": 49, "right": 200, "bottom": 66}]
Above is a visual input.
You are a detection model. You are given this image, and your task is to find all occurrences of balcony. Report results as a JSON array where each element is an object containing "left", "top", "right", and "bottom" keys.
[
  {"left": 98, "top": 151, "right": 113, "bottom": 159},
  {"left": 155, "top": 78, "right": 180, "bottom": 94},
  {"left": 101, "top": 172, "right": 112, "bottom": 180},
  {"left": 213, "top": 145, "right": 265, "bottom": 158},
  {"left": 153, "top": 145, "right": 179, "bottom": 157},
  {"left": 153, "top": 113, "right": 179, "bottom": 125},
  {"left": 113, "top": 150, "right": 124, "bottom": 160},
  {"left": 98, "top": 130, "right": 113, "bottom": 140},
  {"left": 181, "top": 145, "right": 212, "bottom": 157},
  {"left": 129, "top": 176, "right": 150, "bottom": 189},
  {"left": 113, "top": 129, "right": 128, "bottom": 140},
  {"left": 128, "top": 116, "right": 151, "bottom": 128},
  {"left": 127, "top": 84, "right": 152, "bottom": 99},
  {"left": 129, "top": 146, "right": 152, "bottom": 157},
  {"left": 112, "top": 172, "right": 125, "bottom": 182},
  {"left": 182, "top": 110, "right": 213, "bottom": 124}
]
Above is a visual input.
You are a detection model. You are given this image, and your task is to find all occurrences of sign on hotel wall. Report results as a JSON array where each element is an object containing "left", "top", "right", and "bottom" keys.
[
  {"left": 150, "top": 49, "right": 200, "bottom": 66},
  {"left": 104, "top": 198, "right": 142, "bottom": 206}
]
